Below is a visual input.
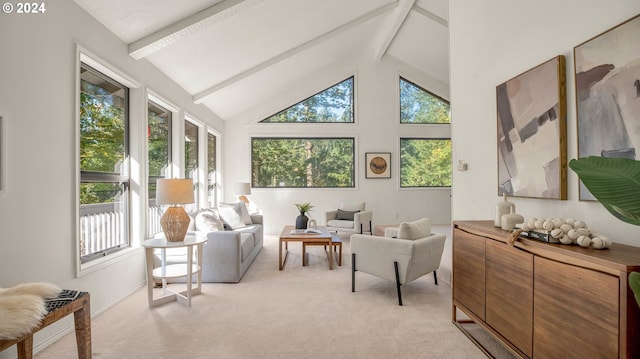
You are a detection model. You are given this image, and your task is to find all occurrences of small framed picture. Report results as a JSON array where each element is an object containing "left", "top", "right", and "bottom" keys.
[{"left": 365, "top": 152, "right": 391, "bottom": 179}]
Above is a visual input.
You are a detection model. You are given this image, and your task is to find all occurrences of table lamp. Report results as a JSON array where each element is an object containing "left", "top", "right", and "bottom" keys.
[
  {"left": 234, "top": 182, "right": 251, "bottom": 204},
  {"left": 157, "top": 178, "right": 194, "bottom": 242}
]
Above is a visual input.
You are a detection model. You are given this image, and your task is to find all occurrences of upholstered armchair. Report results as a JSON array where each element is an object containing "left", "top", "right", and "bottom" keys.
[
  {"left": 324, "top": 202, "right": 372, "bottom": 235},
  {"left": 350, "top": 218, "right": 445, "bottom": 305}
]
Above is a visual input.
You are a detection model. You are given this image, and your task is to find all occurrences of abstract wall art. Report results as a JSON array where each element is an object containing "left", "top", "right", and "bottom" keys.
[
  {"left": 497, "top": 56, "right": 567, "bottom": 199},
  {"left": 574, "top": 14, "right": 640, "bottom": 200}
]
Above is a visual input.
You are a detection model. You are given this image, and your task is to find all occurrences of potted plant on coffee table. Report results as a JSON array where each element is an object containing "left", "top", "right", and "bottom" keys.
[{"left": 295, "top": 202, "right": 314, "bottom": 229}]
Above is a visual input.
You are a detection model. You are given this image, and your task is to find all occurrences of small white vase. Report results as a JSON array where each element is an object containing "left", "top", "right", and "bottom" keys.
[{"left": 495, "top": 193, "right": 515, "bottom": 227}]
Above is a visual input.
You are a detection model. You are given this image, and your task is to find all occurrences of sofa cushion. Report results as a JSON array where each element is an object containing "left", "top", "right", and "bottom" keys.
[
  {"left": 240, "top": 232, "right": 255, "bottom": 261},
  {"left": 337, "top": 209, "right": 359, "bottom": 220},
  {"left": 397, "top": 218, "right": 431, "bottom": 240},
  {"left": 195, "top": 209, "right": 223, "bottom": 232},
  {"left": 218, "top": 205, "right": 246, "bottom": 230},
  {"left": 327, "top": 219, "right": 355, "bottom": 229}
]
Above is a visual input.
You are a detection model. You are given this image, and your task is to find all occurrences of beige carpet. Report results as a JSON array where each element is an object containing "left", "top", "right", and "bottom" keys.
[{"left": 35, "top": 232, "right": 500, "bottom": 359}]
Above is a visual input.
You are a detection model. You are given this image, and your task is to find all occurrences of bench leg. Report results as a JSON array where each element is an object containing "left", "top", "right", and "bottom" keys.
[
  {"left": 74, "top": 297, "right": 92, "bottom": 359},
  {"left": 16, "top": 335, "right": 33, "bottom": 359}
]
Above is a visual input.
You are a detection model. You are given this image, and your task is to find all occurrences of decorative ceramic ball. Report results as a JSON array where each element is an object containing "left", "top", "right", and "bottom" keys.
[
  {"left": 576, "top": 235, "right": 591, "bottom": 247},
  {"left": 565, "top": 218, "right": 576, "bottom": 226},
  {"left": 576, "top": 228, "right": 590, "bottom": 236},
  {"left": 527, "top": 218, "right": 537, "bottom": 229},
  {"left": 591, "top": 237, "right": 606, "bottom": 249},
  {"left": 560, "top": 224, "right": 573, "bottom": 233},
  {"left": 534, "top": 219, "right": 545, "bottom": 229},
  {"left": 543, "top": 221, "right": 554, "bottom": 231},
  {"left": 567, "top": 229, "right": 580, "bottom": 241},
  {"left": 550, "top": 228, "right": 563, "bottom": 239},
  {"left": 573, "top": 220, "right": 587, "bottom": 229},
  {"left": 559, "top": 235, "right": 572, "bottom": 245},
  {"left": 552, "top": 219, "right": 563, "bottom": 229}
]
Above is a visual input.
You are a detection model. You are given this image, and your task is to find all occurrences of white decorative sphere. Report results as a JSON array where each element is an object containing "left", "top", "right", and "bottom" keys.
[
  {"left": 534, "top": 219, "right": 545, "bottom": 229},
  {"left": 559, "top": 235, "right": 572, "bottom": 244},
  {"left": 567, "top": 229, "right": 580, "bottom": 241},
  {"left": 552, "top": 219, "right": 563, "bottom": 229},
  {"left": 577, "top": 235, "right": 591, "bottom": 247},
  {"left": 521, "top": 223, "right": 531, "bottom": 232},
  {"left": 591, "top": 237, "right": 606, "bottom": 249},
  {"left": 565, "top": 218, "right": 576, "bottom": 225},
  {"left": 527, "top": 218, "right": 537, "bottom": 229},
  {"left": 543, "top": 221, "right": 554, "bottom": 231},
  {"left": 560, "top": 224, "right": 573, "bottom": 233},
  {"left": 550, "top": 228, "right": 563, "bottom": 239},
  {"left": 576, "top": 228, "right": 590, "bottom": 236},
  {"left": 573, "top": 220, "right": 587, "bottom": 229}
]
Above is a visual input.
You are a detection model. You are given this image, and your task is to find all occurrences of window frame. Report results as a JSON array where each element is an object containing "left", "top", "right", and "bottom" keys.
[
  {"left": 259, "top": 77, "right": 355, "bottom": 124},
  {"left": 399, "top": 76, "right": 450, "bottom": 125},
  {"left": 399, "top": 137, "right": 452, "bottom": 188},
  {"left": 78, "top": 61, "right": 131, "bottom": 265},
  {"left": 250, "top": 136, "right": 356, "bottom": 188},
  {"left": 146, "top": 97, "right": 173, "bottom": 239}
]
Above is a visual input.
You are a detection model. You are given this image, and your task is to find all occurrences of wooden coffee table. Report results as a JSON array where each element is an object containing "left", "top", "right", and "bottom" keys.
[{"left": 279, "top": 225, "right": 334, "bottom": 270}]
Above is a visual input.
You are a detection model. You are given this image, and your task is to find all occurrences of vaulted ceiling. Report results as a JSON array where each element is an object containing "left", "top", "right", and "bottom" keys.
[{"left": 73, "top": 0, "right": 449, "bottom": 121}]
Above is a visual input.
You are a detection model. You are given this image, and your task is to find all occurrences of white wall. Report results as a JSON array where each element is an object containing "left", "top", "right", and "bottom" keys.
[
  {"left": 450, "top": 0, "right": 640, "bottom": 246},
  {"left": 0, "top": 1, "right": 221, "bottom": 357},
  {"left": 223, "top": 53, "right": 452, "bottom": 234}
]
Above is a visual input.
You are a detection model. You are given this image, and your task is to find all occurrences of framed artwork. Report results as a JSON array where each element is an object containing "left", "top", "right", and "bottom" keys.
[
  {"left": 496, "top": 55, "right": 567, "bottom": 199},
  {"left": 365, "top": 152, "right": 391, "bottom": 178},
  {"left": 574, "top": 14, "right": 640, "bottom": 201}
]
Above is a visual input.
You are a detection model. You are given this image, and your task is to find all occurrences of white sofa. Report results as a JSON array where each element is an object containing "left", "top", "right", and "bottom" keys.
[{"left": 154, "top": 207, "right": 263, "bottom": 283}]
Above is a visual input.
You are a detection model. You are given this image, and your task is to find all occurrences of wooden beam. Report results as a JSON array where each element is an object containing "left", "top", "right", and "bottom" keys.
[
  {"left": 128, "top": 0, "right": 263, "bottom": 60},
  {"left": 374, "top": 0, "right": 415, "bottom": 61},
  {"left": 193, "top": 1, "right": 396, "bottom": 104}
]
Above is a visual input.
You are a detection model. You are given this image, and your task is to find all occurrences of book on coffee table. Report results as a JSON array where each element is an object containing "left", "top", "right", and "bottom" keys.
[{"left": 290, "top": 228, "right": 322, "bottom": 235}]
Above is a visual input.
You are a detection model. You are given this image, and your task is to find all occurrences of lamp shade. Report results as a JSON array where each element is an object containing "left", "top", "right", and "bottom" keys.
[
  {"left": 234, "top": 182, "right": 252, "bottom": 196},
  {"left": 156, "top": 178, "right": 194, "bottom": 205}
]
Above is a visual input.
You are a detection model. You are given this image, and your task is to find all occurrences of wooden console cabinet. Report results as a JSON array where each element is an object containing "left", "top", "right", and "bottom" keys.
[{"left": 453, "top": 220, "right": 640, "bottom": 359}]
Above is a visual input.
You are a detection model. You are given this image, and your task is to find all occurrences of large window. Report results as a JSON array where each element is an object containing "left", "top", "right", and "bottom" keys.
[
  {"left": 400, "top": 77, "right": 450, "bottom": 124},
  {"left": 79, "top": 63, "right": 130, "bottom": 263},
  {"left": 400, "top": 138, "right": 452, "bottom": 187},
  {"left": 252, "top": 138, "right": 355, "bottom": 188},
  {"left": 147, "top": 99, "right": 171, "bottom": 237},
  {"left": 184, "top": 119, "right": 199, "bottom": 210},
  {"left": 260, "top": 77, "right": 354, "bottom": 123}
]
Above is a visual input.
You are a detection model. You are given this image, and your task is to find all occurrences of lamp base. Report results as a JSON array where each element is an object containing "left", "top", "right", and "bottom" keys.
[{"left": 160, "top": 206, "right": 190, "bottom": 242}]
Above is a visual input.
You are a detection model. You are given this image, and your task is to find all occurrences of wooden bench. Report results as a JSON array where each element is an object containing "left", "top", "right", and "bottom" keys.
[
  {"left": 0, "top": 290, "right": 91, "bottom": 359},
  {"left": 302, "top": 233, "right": 342, "bottom": 267}
]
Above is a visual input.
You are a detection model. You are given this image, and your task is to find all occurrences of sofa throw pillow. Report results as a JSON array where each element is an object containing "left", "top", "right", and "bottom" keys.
[
  {"left": 337, "top": 209, "right": 359, "bottom": 221},
  {"left": 218, "top": 205, "right": 246, "bottom": 230},
  {"left": 220, "top": 202, "right": 253, "bottom": 225},
  {"left": 195, "top": 209, "right": 223, "bottom": 232},
  {"left": 397, "top": 218, "right": 431, "bottom": 240}
]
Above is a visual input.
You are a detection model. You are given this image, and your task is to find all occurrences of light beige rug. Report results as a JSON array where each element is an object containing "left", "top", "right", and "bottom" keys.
[{"left": 35, "top": 233, "right": 505, "bottom": 359}]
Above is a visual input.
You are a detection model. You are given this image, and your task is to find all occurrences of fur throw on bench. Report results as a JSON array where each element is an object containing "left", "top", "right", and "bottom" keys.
[{"left": 0, "top": 282, "right": 61, "bottom": 339}]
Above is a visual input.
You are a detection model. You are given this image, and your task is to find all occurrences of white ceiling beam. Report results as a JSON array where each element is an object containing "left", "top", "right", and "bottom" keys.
[
  {"left": 374, "top": 0, "right": 415, "bottom": 61},
  {"left": 128, "top": 0, "right": 262, "bottom": 60},
  {"left": 193, "top": 1, "right": 397, "bottom": 104},
  {"left": 411, "top": 5, "right": 448, "bottom": 28}
]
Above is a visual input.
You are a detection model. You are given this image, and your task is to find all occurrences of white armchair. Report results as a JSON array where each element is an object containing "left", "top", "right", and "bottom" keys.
[
  {"left": 324, "top": 202, "right": 372, "bottom": 235},
  {"left": 350, "top": 218, "right": 445, "bottom": 305}
]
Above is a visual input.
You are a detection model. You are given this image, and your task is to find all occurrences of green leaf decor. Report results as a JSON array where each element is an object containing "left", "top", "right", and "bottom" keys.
[
  {"left": 630, "top": 272, "right": 640, "bottom": 308},
  {"left": 568, "top": 157, "right": 640, "bottom": 226}
]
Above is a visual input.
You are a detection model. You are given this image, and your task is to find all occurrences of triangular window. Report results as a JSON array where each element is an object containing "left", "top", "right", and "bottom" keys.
[
  {"left": 261, "top": 77, "right": 354, "bottom": 123},
  {"left": 400, "top": 77, "right": 450, "bottom": 124}
]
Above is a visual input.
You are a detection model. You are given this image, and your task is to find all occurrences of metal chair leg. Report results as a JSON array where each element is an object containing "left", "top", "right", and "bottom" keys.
[
  {"left": 352, "top": 253, "right": 356, "bottom": 292},
  {"left": 433, "top": 270, "right": 438, "bottom": 285},
  {"left": 394, "top": 261, "right": 402, "bottom": 306}
]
